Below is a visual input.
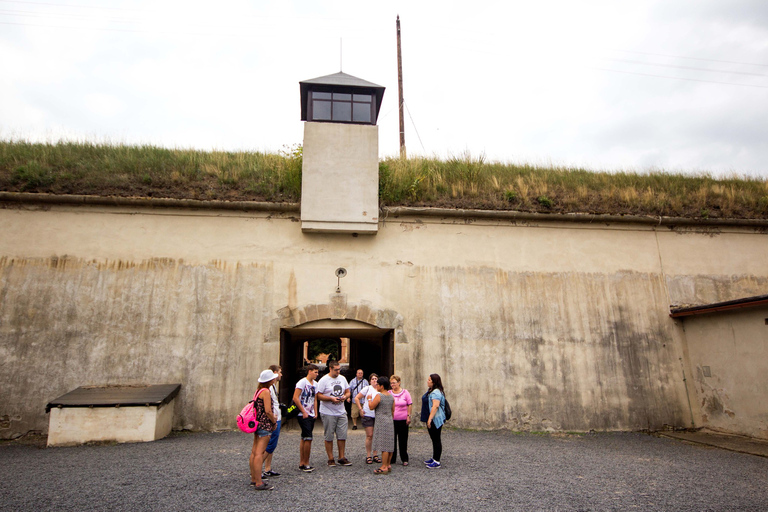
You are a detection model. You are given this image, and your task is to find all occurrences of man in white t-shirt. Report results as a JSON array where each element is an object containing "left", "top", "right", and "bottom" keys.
[
  {"left": 316, "top": 361, "right": 352, "bottom": 467},
  {"left": 293, "top": 364, "right": 319, "bottom": 472}
]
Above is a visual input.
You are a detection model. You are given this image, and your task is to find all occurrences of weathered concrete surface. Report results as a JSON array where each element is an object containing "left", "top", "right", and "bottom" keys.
[
  {"left": 673, "top": 306, "right": 768, "bottom": 439},
  {"left": 301, "top": 122, "right": 379, "bottom": 233},
  {"left": 1, "top": 205, "right": 767, "bottom": 439},
  {"left": 0, "top": 256, "right": 274, "bottom": 437},
  {"left": 660, "top": 428, "right": 768, "bottom": 457},
  {"left": 47, "top": 401, "right": 174, "bottom": 446}
]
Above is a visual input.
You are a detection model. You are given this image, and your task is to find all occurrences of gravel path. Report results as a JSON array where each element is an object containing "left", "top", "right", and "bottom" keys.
[{"left": 2, "top": 427, "right": 767, "bottom": 511}]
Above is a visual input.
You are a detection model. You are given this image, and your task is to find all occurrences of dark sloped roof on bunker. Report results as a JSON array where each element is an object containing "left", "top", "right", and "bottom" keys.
[
  {"left": 299, "top": 71, "right": 385, "bottom": 122},
  {"left": 300, "top": 71, "right": 383, "bottom": 89}
]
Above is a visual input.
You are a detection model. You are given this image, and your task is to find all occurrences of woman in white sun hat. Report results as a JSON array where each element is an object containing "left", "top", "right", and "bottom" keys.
[{"left": 249, "top": 369, "right": 278, "bottom": 491}]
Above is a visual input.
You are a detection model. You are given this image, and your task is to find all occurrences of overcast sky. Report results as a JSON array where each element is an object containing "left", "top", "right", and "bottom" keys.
[{"left": 1, "top": 1, "right": 767, "bottom": 177}]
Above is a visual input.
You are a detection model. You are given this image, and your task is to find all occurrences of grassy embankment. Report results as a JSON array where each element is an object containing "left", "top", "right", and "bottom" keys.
[{"left": 1, "top": 141, "right": 767, "bottom": 219}]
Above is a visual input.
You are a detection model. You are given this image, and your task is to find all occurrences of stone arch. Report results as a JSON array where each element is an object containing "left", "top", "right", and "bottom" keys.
[{"left": 268, "top": 293, "right": 407, "bottom": 344}]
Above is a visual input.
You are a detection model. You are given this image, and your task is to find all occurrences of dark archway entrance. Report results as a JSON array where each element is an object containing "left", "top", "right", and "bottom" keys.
[{"left": 278, "top": 321, "right": 394, "bottom": 408}]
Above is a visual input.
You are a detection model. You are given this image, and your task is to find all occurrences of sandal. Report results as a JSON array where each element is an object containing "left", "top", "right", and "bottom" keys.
[
  {"left": 366, "top": 457, "right": 373, "bottom": 464},
  {"left": 402, "top": 461, "right": 409, "bottom": 466},
  {"left": 254, "top": 483, "right": 273, "bottom": 491},
  {"left": 373, "top": 456, "right": 382, "bottom": 463},
  {"left": 373, "top": 468, "right": 390, "bottom": 474}
]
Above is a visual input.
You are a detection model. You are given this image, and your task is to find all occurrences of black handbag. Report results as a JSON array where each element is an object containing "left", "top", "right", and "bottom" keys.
[{"left": 283, "top": 402, "right": 299, "bottom": 419}]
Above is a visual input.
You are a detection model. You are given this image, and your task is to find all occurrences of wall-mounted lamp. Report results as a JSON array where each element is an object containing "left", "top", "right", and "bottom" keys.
[{"left": 335, "top": 267, "right": 347, "bottom": 293}]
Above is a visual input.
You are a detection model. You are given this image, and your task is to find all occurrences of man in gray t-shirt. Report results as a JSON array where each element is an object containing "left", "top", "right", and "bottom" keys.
[{"left": 316, "top": 361, "right": 352, "bottom": 466}]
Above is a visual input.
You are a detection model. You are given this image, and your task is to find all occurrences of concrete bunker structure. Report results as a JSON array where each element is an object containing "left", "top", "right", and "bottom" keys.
[
  {"left": 671, "top": 295, "right": 768, "bottom": 439},
  {"left": 45, "top": 384, "right": 180, "bottom": 446},
  {"left": 0, "top": 72, "right": 767, "bottom": 442},
  {"left": 299, "top": 71, "right": 385, "bottom": 235}
]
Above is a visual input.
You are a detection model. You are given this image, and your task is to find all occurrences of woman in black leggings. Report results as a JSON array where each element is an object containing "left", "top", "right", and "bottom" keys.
[
  {"left": 421, "top": 373, "right": 446, "bottom": 469},
  {"left": 390, "top": 375, "right": 413, "bottom": 465}
]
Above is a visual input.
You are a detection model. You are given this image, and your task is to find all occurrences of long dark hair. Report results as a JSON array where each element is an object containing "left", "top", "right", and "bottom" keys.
[{"left": 429, "top": 373, "right": 445, "bottom": 396}]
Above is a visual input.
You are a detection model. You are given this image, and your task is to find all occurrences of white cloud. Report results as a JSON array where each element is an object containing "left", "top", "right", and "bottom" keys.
[{"left": 0, "top": 0, "right": 766, "bottom": 176}]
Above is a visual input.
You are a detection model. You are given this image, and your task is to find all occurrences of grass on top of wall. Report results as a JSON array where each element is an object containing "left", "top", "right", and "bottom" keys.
[
  {"left": 0, "top": 140, "right": 303, "bottom": 202},
  {"left": 2, "top": 140, "right": 768, "bottom": 219}
]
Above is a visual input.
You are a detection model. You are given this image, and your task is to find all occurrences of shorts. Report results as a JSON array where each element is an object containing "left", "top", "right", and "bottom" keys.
[
  {"left": 255, "top": 426, "right": 272, "bottom": 438},
  {"left": 351, "top": 404, "right": 361, "bottom": 420},
  {"left": 298, "top": 416, "right": 315, "bottom": 441},
  {"left": 322, "top": 414, "right": 348, "bottom": 442},
  {"left": 266, "top": 419, "right": 281, "bottom": 454},
  {"left": 361, "top": 416, "right": 375, "bottom": 429}
]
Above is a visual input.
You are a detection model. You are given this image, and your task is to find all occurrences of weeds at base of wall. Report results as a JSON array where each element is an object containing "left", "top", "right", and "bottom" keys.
[{"left": 0, "top": 431, "right": 46, "bottom": 448}]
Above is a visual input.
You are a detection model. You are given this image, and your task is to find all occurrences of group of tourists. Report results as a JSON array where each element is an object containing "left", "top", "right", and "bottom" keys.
[{"left": 247, "top": 361, "right": 447, "bottom": 491}]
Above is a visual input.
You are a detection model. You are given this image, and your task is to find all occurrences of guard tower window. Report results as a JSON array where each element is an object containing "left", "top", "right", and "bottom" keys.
[{"left": 310, "top": 91, "right": 373, "bottom": 124}]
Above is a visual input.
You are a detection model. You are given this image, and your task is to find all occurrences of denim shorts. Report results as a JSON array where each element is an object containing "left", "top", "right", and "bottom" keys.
[
  {"left": 322, "top": 414, "right": 348, "bottom": 442},
  {"left": 255, "top": 426, "right": 272, "bottom": 438}
]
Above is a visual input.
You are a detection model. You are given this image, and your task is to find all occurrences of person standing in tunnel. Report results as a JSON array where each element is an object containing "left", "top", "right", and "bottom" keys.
[{"left": 347, "top": 368, "right": 368, "bottom": 431}]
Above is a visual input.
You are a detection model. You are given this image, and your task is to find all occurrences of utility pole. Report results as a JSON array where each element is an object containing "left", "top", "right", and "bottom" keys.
[{"left": 396, "top": 15, "right": 406, "bottom": 159}]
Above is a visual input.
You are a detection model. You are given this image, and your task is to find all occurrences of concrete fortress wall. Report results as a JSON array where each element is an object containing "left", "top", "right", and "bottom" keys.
[
  {"left": 1, "top": 203, "right": 767, "bottom": 439},
  {"left": 675, "top": 306, "right": 768, "bottom": 440}
]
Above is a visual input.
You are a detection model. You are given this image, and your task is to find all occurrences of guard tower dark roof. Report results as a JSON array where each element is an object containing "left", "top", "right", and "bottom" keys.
[{"left": 300, "top": 71, "right": 385, "bottom": 125}]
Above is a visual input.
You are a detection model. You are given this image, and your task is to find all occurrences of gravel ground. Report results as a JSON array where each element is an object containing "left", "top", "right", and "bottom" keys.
[{"left": 1, "top": 426, "right": 767, "bottom": 511}]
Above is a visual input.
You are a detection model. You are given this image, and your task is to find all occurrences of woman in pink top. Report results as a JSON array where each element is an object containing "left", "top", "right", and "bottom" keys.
[{"left": 389, "top": 375, "right": 413, "bottom": 466}]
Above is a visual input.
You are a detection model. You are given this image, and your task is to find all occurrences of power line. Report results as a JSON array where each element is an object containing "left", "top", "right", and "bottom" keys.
[
  {"left": 0, "top": 0, "right": 143, "bottom": 12},
  {"left": 0, "top": 11, "right": 377, "bottom": 37},
  {"left": 0, "top": 18, "right": 311, "bottom": 37},
  {"left": 611, "top": 49, "right": 768, "bottom": 69},
  {"left": 403, "top": 101, "right": 426, "bottom": 153},
  {"left": 0, "top": 0, "right": 359, "bottom": 21},
  {"left": 604, "top": 58, "right": 768, "bottom": 78},
  {"left": 0, "top": 19, "right": 232, "bottom": 36},
  {"left": 593, "top": 67, "right": 768, "bottom": 89}
]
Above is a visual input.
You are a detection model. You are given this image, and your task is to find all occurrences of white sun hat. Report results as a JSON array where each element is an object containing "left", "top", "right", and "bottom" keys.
[{"left": 258, "top": 369, "right": 278, "bottom": 383}]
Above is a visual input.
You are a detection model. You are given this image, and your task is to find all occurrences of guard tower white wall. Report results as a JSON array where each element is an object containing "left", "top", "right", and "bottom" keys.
[
  {"left": 298, "top": 71, "right": 385, "bottom": 235},
  {"left": 301, "top": 122, "right": 379, "bottom": 234}
]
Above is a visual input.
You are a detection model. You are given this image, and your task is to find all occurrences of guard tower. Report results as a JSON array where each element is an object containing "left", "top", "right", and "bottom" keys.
[{"left": 299, "top": 72, "right": 385, "bottom": 234}]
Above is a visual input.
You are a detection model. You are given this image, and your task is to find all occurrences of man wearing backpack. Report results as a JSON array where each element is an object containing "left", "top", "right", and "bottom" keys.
[{"left": 347, "top": 368, "right": 368, "bottom": 431}]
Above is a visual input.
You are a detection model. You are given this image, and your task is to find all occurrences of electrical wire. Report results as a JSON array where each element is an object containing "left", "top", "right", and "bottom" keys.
[
  {"left": 403, "top": 100, "right": 426, "bottom": 153},
  {"left": 604, "top": 58, "right": 768, "bottom": 78},
  {"left": 611, "top": 48, "right": 768, "bottom": 68},
  {"left": 592, "top": 67, "right": 768, "bottom": 89},
  {"left": 0, "top": 0, "right": 143, "bottom": 11}
]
